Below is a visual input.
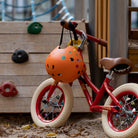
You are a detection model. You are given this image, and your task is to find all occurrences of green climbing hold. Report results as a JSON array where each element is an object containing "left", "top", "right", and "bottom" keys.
[{"left": 27, "top": 22, "right": 43, "bottom": 34}]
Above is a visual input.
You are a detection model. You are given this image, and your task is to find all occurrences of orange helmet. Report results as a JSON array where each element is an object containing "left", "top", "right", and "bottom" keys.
[{"left": 45, "top": 46, "right": 86, "bottom": 83}]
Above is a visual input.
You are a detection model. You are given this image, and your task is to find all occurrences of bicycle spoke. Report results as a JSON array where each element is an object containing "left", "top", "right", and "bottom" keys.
[
  {"left": 117, "top": 118, "right": 128, "bottom": 129},
  {"left": 109, "top": 92, "right": 138, "bottom": 131},
  {"left": 39, "top": 88, "right": 64, "bottom": 121}
]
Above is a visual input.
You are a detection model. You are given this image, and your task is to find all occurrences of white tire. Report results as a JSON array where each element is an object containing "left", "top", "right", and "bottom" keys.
[
  {"left": 31, "top": 78, "right": 73, "bottom": 127},
  {"left": 102, "top": 83, "right": 138, "bottom": 138}
]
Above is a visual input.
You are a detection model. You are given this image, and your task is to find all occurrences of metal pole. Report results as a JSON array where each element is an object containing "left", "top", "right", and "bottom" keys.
[
  {"left": 12, "top": 0, "right": 16, "bottom": 21},
  {"left": 2, "top": 0, "right": 5, "bottom": 21},
  {"left": 109, "top": 0, "right": 128, "bottom": 87},
  {"left": 88, "top": 0, "right": 104, "bottom": 101},
  {"left": 31, "top": 0, "right": 36, "bottom": 21}
]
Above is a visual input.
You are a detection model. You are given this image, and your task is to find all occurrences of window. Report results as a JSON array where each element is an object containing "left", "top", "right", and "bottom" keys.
[{"left": 129, "top": 0, "right": 138, "bottom": 39}]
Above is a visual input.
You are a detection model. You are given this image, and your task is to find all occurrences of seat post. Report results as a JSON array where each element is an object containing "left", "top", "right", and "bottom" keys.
[{"left": 106, "top": 70, "right": 114, "bottom": 80}]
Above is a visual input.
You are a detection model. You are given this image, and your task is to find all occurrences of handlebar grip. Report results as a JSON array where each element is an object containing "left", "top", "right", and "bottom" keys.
[{"left": 60, "top": 20, "right": 78, "bottom": 31}]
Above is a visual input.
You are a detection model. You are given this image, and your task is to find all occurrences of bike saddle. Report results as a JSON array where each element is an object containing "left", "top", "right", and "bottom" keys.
[{"left": 100, "top": 57, "right": 132, "bottom": 74}]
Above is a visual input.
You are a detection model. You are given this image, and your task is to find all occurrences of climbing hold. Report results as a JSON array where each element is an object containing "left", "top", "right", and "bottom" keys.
[
  {"left": 27, "top": 22, "right": 43, "bottom": 34},
  {"left": 0, "top": 81, "right": 18, "bottom": 97},
  {"left": 68, "top": 39, "right": 82, "bottom": 48},
  {"left": 12, "top": 49, "right": 29, "bottom": 63}
]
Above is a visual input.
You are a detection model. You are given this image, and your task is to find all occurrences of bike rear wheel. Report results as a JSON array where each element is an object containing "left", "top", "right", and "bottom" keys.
[
  {"left": 31, "top": 78, "right": 73, "bottom": 127},
  {"left": 102, "top": 83, "right": 138, "bottom": 138}
]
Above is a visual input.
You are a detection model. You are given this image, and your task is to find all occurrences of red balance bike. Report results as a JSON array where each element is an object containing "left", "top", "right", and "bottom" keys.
[{"left": 31, "top": 20, "right": 138, "bottom": 138}]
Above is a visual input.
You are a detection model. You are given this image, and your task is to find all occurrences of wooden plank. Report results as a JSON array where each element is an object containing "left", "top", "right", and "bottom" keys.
[
  {"left": 129, "top": 7, "right": 138, "bottom": 11},
  {"left": 0, "top": 52, "right": 89, "bottom": 64},
  {"left": 0, "top": 34, "right": 61, "bottom": 53},
  {"left": 95, "top": 0, "right": 109, "bottom": 62},
  {"left": 0, "top": 97, "right": 31, "bottom": 113},
  {"left": 102, "top": 0, "right": 107, "bottom": 58},
  {"left": 0, "top": 63, "right": 47, "bottom": 75},
  {"left": 0, "top": 54, "right": 48, "bottom": 63},
  {"left": 129, "top": 31, "right": 138, "bottom": 40},
  {"left": 0, "top": 75, "right": 49, "bottom": 86},
  {"left": 0, "top": 85, "right": 92, "bottom": 98},
  {"left": 0, "top": 97, "right": 91, "bottom": 113},
  {"left": 72, "top": 98, "right": 90, "bottom": 112},
  {"left": 0, "top": 21, "right": 86, "bottom": 34},
  {"left": 0, "top": 63, "right": 90, "bottom": 75},
  {"left": 128, "top": 40, "right": 138, "bottom": 49},
  {"left": 82, "top": 46, "right": 89, "bottom": 63},
  {"left": 107, "top": 0, "right": 110, "bottom": 57},
  {"left": 128, "top": 49, "right": 138, "bottom": 72},
  {"left": 0, "top": 35, "right": 90, "bottom": 54},
  {"left": 103, "top": 0, "right": 107, "bottom": 41},
  {"left": 97, "top": 0, "right": 102, "bottom": 66},
  {"left": 0, "top": 75, "right": 91, "bottom": 86},
  {"left": 72, "top": 86, "right": 92, "bottom": 98}
]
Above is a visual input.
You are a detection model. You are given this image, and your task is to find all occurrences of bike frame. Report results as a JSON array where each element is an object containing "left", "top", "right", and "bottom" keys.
[
  {"left": 46, "top": 24, "right": 122, "bottom": 113},
  {"left": 78, "top": 71, "right": 122, "bottom": 112}
]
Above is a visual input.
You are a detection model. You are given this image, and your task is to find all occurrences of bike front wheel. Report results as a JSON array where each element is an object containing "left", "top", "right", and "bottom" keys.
[
  {"left": 102, "top": 83, "right": 138, "bottom": 138},
  {"left": 31, "top": 78, "right": 73, "bottom": 127}
]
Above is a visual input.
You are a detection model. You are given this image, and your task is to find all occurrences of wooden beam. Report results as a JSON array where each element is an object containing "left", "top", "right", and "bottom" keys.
[
  {"left": 0, "top": 97, "right": 91, "bottom": 113},
  {"left": 129, "top": 7, "right": 138, "bottom": 11},
  {"left": 129, "top": 30, "right": 138, "bottom": 39}
]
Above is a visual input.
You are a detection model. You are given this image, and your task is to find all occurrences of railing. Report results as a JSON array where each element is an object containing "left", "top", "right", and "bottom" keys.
[{"left": 95, "top": 0, "right": 109, "bottom": 67}]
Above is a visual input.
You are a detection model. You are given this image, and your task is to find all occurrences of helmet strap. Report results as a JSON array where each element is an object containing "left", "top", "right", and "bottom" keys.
[
  {"left": 69, "top": 31, "right": 73, "bottom": 46},
  {"left": 59, "top": 27, "right": 64, "bottom": 46},
  {"left": 59, "top": 27, "right": 75, "bottom": 47}
]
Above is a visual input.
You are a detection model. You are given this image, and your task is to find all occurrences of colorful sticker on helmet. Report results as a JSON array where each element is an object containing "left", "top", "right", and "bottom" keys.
[
  {"left": 61, "top": 56, "right": 65, "bottom": 59},
  {"left": 70, "top": 58, "right": 74, "bottom": 61},
  {"left": 60, "top": 51, "right": 65, "bottom": 54}
]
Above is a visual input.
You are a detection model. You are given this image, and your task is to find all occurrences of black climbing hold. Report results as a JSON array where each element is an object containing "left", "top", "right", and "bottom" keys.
[{"left": 12, "top": 49, "right": 29, "bottom": 63}]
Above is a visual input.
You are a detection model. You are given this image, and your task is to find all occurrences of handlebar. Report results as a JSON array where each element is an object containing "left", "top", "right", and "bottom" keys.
[
  {"left": 60, "top": 20, "right": 78, "bottom": 31},
  {"left": 60, "top": 20, "right": 108, "bottom": 47}
]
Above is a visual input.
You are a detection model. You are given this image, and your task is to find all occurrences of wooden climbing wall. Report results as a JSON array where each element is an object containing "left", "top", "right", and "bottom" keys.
[{"left": 0, "top": 21, "right": 91, "bottom": 112}]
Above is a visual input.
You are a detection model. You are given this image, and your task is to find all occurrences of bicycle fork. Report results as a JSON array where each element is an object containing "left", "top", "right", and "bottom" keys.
[
  {"left": 46, "top": 80, "right": 64, "bottom": 106},
  {"left": 46, "top": 80, "right": 58, "bottom": 102}
]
